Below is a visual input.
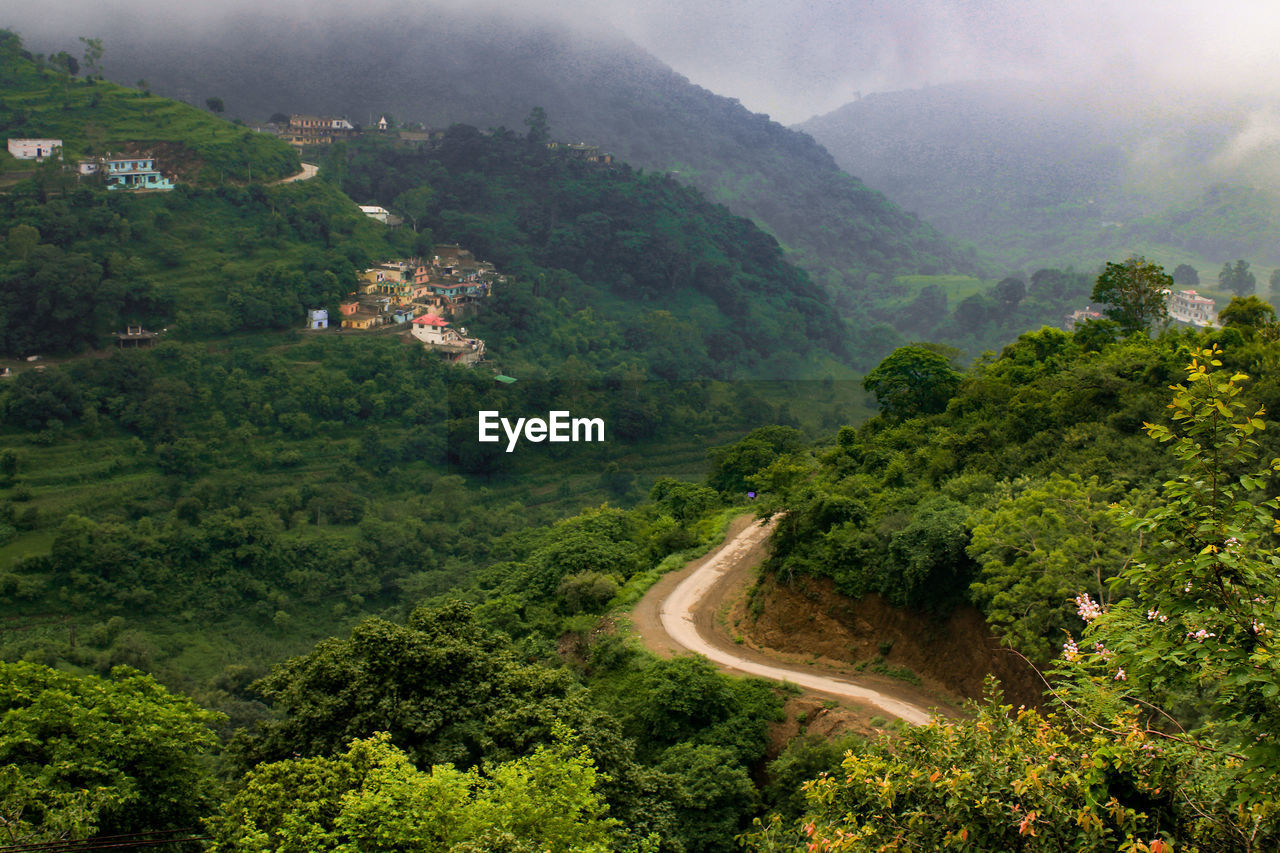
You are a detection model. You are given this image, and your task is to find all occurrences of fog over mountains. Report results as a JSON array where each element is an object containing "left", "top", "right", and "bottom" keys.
[
  {"left": 798, "top": 79, "right": 1280, "bottom": 268},
  {"left": 15, "top": 1, "right": 1280, "bottom": 274},
  {"left": 29, "top": 7, "right": 978, "bottom": 298}
]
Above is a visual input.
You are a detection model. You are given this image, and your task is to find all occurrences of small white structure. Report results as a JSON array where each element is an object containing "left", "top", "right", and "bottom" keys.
[
  {"left": 7, "top": 138, "right": 62, "bottom": 160},
  {"left": 306, "top": 309, "right": 329, "bottom": 330},
  {"left": 377, "top": 116, "right": 389, "bottom": 131},
  {"left": 359, "top": 205, "right": 391, "bottom": 223},
  {"left": 1168, "top": 289, "right": 1215, "bottom": 326}
]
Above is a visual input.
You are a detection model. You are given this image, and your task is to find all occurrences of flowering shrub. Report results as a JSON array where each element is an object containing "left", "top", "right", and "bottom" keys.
[
  {"left": 745, "top": 683, "right": 1226, "bottom": 852},
  {"left": 1060, "top": 348, "right": 1280, "bottom": 774}
]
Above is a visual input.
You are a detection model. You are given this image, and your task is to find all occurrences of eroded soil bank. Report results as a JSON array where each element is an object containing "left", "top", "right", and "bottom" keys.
[{"left": 733, "top": 572, "right": 1043, "bottom": 709}]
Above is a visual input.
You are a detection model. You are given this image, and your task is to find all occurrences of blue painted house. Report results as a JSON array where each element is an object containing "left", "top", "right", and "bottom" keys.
[{"left": 103, "top": 156, "right": 174, "bottom": 191}]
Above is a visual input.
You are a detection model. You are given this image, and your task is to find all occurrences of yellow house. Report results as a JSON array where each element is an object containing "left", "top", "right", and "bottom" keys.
[{"left": 341, "top": 312, "right": 380, "bottom": 330}]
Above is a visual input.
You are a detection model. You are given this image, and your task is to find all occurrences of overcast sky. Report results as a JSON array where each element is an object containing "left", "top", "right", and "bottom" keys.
[{"left": 11, "top": 0, "right": 1280, "bottom": 124}]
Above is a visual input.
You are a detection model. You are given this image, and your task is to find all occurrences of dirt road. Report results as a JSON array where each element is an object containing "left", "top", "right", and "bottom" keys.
[
  {"left": 631, "top": 515, "right": 936, "bottom": 726},
  {"left": 274, "top": 162, "right": 319, "bottom": 183}
]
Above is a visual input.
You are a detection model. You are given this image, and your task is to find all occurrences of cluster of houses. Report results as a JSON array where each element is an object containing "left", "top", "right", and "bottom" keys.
[
  {"left": 307, "top": 244, "right": 501, "bottom": 366},
  {"left": 254, "top": 114, "right": 445, "bottom": 150},
  {"left": 255, "top": 114, "right": 616, "bottom": 164},
  {"left": 7, "top": 138, "right": 175, "bottom": 191},
  {"left": 544, "top": 140, "right": 614, "bottom": 165},
  {"left": 1064, "top": 288, "right": 1218, "bottom": 330}
]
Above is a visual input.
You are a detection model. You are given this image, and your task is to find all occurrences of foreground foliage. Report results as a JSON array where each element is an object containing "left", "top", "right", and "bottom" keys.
[
  {"left": 0, "top": 661, "right": 222, "bottom": 845},
  {"left": 747, "top": 688, "right": 1264, "bottom": 852},
  {"left": 211, "top": 730, "right": 615, "bottom": 853},
  {"left": 748, "top": 347, "right": 1280, "bottom": 851}
]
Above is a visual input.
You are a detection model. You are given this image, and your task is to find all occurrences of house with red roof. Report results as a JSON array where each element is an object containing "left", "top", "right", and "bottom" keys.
[{"left": 411, "top": 314, "right": 485, "bottom": 366}]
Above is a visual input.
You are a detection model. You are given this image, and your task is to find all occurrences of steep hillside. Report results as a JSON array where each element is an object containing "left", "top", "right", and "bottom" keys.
[
  {"left": 0, "top": 30, "right": 298, "bottom": 182},
  {"left": 798, "top": 79, "right": 1280, "bottom": 271},
  {"left": 60, "top": 9, "right": 981, "bottom": 296},
  {"left": 333, "top": 131, "right": 852, "bottom": 378}
]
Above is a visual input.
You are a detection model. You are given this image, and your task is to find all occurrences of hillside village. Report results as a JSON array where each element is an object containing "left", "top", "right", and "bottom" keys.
[
  {"left": 6, "top": 133, "right": 501, "bottom": 368},
  {"left": 315, "top": 243, "right": 502, "bottom": 366},
  {"left": 258, "top": 113, "right": 615, "bottom": 164}
]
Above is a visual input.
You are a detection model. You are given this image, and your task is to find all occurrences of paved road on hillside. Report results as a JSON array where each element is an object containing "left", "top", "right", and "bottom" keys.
[{"left": 634, "top": 516, "right": 934, "bottom": 726}]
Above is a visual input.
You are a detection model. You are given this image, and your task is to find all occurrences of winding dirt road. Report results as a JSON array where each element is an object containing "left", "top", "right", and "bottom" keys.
[
  {"left": 631, "top": 516, "right": 935, "bottom": 726},
  {"left": 273, "top": 162, "right": 319, "bottom": 183}
]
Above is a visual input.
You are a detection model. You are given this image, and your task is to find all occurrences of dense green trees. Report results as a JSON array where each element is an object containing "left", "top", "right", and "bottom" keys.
[
  {"left": 1091, "top": 255, "right": 1171, "bottom": 333},
  {"left": 1068, "top": 348, "right": 1280, "bottom": 774},
  {"left": 1218, "top": 295, "right": 1277, "bottom": 330},
  {"left": 862, "top": 345, "right": 962, "bottom": 419},
  {"left": 211, "top": 731, "right": 616, "bottom": 853},
  {"left": 0, "top": 178, "right": 389, "bottom": 355},
  {"left": 748, "top": 345, "right": 1280, "bottom": 852},
  {"left": 335, "top": 126, "right": 849, "bottom": 379},
  {"left": 238, "top": 603, "right": 604, "bottom": 770},
  {"left": 0, "top": 662, "right": 222, "bottom": 845},
  {"left": 1219, "top": 258, "right": 1257, "bottom": 297},
  {"left": 968, "top": 475, "right": 1136, "bottom": 661}
]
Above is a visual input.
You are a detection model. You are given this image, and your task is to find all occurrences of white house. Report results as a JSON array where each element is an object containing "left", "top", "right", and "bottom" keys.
[
  {"left": 7, "top": 138, "right": 62, "bottom": 160},
  {"left": 411, "top": 314, "right": 450, "bottom": 344},
  {"left": 359, "top": 205, "right": 391, "bottom": 223},
  {"left": 306, "top": 309, "right": 329, "bottom": 330},
  {"left": 1168, "top": 290, "right": 1215, "bottom": 326}
]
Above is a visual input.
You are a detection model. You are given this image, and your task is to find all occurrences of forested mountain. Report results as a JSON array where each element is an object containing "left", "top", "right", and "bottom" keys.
[
  {"left": 0, "top": 33, "right": 857, "bottom": 849},
  {"left": 0, "top": 29, "right": 863, "bottom": 704},
  {"left": 798, "top": 79, "right": 1280, "bottom": 270},
  {"left": 13, "top": 304, "right": 1280, "bottom": 850},
  {"left": 330, "top": 130, "right": 852, "bottom": 377},
  {"left": 7, "top": 18, "right": 1280, "bottom": 853},
  {"left": 40, "top": 8, "right": 981, "bottom": 298}
]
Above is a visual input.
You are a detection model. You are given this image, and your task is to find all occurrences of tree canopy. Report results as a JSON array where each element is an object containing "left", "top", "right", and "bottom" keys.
[
  {"left": 1090, "top": 255, "right": 1171, "bottom": 333},
  {"left": 210, "top": 729, "right": 616, "bottom": 853},
  {"left": 0, "top": 662, "right": 222, "bottom": 845},
  {"left": 862, "top": 345, "right": 962, "bottom": 419}
]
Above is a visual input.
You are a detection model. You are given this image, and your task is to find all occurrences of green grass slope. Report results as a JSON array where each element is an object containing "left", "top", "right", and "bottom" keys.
[{"left": 0, "top": 30, "right": 299, "bottom": 182}]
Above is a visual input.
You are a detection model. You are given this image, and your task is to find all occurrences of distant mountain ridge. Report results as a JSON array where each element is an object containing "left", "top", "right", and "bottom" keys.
[
  {"left": 71, "top": 8, "right": 981, "bottom": 296},
  {"left": 798, "top": 79, "right": 1280, "bottom": 269}
]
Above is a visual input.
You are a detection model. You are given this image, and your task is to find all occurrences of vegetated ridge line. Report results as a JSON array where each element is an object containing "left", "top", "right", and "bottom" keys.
[{"left": 658, "top": 517, "right": 934, "bottom": 726}]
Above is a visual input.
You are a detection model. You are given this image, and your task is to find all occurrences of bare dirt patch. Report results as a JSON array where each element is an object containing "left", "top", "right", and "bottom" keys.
[{"left": 736, "top": 573, "right": 1043, "bottom": 709}]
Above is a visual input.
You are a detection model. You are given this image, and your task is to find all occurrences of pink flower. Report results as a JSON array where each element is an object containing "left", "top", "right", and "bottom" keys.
[
  {"left": 1114, "top": 668, "right": 1126, "bottom": 681},
  {"left": 1075, "top": 593, "right": 1103, "bottom": 622}
]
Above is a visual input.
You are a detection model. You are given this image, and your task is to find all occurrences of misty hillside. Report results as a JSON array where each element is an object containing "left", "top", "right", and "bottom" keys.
[
  {"left": 797, "top": 79, "right": 1280, "bottom": 270},
  {"left": 68, "top": 9, "right": 980, "bottom": 297}
]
